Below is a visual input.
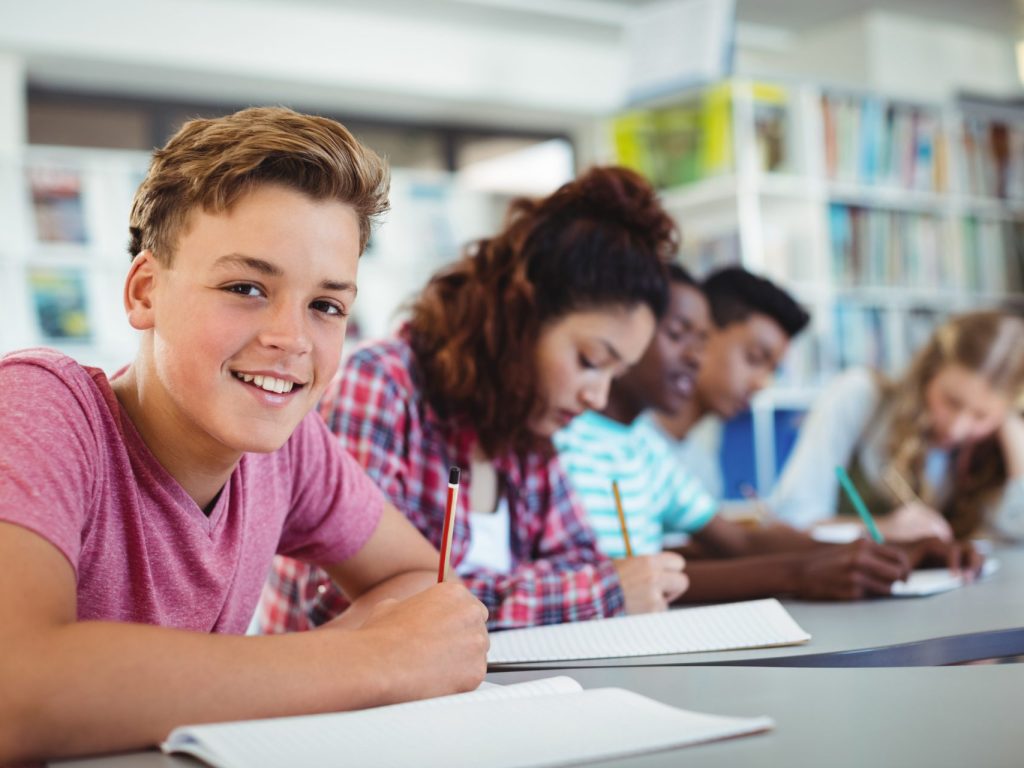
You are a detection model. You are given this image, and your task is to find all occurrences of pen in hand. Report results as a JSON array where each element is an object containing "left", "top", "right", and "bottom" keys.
[
  {"left": 438, "top": 466, "right": 461, "bottom": 583},
  {"left": 835, "top": 466, "right": 885, "bottom": 544},
  {"left": 612, "top": 479, "right": 634, "bottom": 558}
]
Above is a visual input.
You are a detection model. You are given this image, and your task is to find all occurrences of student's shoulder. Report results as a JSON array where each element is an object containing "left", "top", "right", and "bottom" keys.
[
  {"left": 826, "top": 367, "right": 883, "bottom": 406},
  {"left": 0, "top": 347, "right": 107, "bottom": 405},
  {"left": 554, "top": 412, "right": 632, "bottom": 460},
  {"left": 342, "top": 337, "right": 420, "bottom": 397}
]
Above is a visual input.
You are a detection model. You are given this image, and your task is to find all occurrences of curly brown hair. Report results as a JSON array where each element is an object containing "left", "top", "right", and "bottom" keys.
[
  {"left": 407, "top": 166, "right": 678, "bottom": 457},
  {"left": 129, "top": 106, "right": 389, "bottom": 264}
]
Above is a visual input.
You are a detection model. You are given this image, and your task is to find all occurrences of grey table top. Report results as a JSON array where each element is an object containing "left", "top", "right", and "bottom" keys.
[
  {"left": 53, "top": 664, "right": 1024, "bottom": 768},
  {"left": 487, "top": 664, "right": 1024, "bottom": 767},
  {"left": 490, "top": 545, "right": 1024, "bottom": 670}
]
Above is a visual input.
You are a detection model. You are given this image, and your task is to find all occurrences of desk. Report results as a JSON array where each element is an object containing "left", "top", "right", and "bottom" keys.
[
  {"left": 491, "top": 546, "right": 1024, "bottom": 670},
  {"left": 53, "top": 665, "right": 1024, "bottom": 768},
  {"left": 488, "top": 665, "right": 1023, "bottom": 767}
]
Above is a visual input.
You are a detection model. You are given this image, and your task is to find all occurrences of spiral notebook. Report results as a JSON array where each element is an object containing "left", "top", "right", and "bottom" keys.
[
  {"left": 488, "top": 598, "right": 811, "bottom": 665},
  {"left": 162, "top": 676, "right": 773, "bottom": 768}
]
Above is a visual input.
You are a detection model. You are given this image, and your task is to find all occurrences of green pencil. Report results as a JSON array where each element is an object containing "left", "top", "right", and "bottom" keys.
[{"left": 835, "top": 466, "right": 885, "bottom": 544}]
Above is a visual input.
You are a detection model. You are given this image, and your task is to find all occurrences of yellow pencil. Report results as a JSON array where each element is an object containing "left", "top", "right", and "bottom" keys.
[
  {"left": 883, "top": 466, "right": 923, "bottom": 508},
  {"left": 611, "top": 479, "right": 633, "bottom": 558}
]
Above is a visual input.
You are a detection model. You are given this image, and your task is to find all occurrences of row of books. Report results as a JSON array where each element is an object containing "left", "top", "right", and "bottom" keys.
[
  {"left": 830, "top": 303, "right": 947, "bottom": 373},
  {"left": 828, "top": 204, "right": 955, "bottom": 287},
  {"left": 611, "top": 83, "right": 789, "bottom": 190},
  {"left": 26, "top": 166, "right": 90, "bottom": 245},
  {"left": 821, "top": 95, "right": 947, "bottom": 192},
  {"left": 0, "top": 263, "right": 95, "bottom": 343},
  {"left": 958, "top": 117, "right": 1024, "bottom": 201},
  {"left": 961, "top": 217, "right": 1024, "bottom": 292}
]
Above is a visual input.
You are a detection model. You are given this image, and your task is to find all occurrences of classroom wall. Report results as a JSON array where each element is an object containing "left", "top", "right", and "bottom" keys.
[{"left": 735, "top": 10, "right": 1021, "bottom": 103}]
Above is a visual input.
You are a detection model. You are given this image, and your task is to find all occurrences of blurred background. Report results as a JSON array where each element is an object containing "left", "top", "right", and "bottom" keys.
[{"left": 1, "top": 0, "right": 1022, "bottom": 496}]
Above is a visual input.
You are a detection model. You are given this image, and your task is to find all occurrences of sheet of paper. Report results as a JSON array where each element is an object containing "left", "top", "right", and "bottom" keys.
[
  {"left": 891, "top": 558, "right": 1000, "bottom": 597},
  {"left": 487, "top": 598, "right": 810, "bottom": 664},
  {"left": 164, "top": 686, "right": 773, "bottom": 768}
]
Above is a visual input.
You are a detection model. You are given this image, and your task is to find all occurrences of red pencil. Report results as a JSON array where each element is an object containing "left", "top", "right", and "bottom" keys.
[{"left": 437, "top": 466, "right": 461, "bottom": 582}]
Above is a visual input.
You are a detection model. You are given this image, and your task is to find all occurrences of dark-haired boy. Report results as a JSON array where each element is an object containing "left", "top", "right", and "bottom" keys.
[
  {"left": 556, "top": 265, "right": 982, "bottom": 603},
  {"left": 652, "top": 266, "right": 811, "bottom": 500}
]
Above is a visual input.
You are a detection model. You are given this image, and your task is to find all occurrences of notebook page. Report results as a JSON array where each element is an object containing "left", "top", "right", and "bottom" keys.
[
  {"left": 164, "top": 687, "right": 773, "bottom": 768},
  {"left": 162, "top": 677, "right": 581, "bottom": 765},
  {"left": 487, "top": 598, "right": 810, "bottom": 664},
  {"left": 891, "top": 558, "right": 1000, "bottom": 597}
]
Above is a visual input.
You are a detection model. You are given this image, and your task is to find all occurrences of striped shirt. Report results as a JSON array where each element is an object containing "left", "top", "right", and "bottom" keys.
[{"left": 554, "top": 411, "right": 717, "bottom": 558}]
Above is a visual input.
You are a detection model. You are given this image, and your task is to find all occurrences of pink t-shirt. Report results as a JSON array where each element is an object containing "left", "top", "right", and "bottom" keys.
[{"left": 0, "top": 348, "right": 384, "bottom": 634}]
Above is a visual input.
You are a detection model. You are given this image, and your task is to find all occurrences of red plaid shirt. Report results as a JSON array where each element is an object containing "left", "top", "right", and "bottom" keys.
[{"left": 258, "top": 335, "right": 624, "bottom": 631}]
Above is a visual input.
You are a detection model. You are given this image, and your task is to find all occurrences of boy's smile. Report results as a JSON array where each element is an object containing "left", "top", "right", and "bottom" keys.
[{"left": 116, "top": 183, "right": 361, "bottom": 485}]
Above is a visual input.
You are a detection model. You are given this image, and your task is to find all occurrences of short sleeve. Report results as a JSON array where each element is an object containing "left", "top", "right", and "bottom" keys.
[
  {"left": 770, "top": 368, "right": 882, "bottom": 527},
  {"left": 0, "top": 355, "right": 102, "bottom": 574},
  {"left": 275, "top": 412, "right": 385, "bottom": 566},
  {"left": 664, "top": 470, "right": 717, "bottom": 534}
]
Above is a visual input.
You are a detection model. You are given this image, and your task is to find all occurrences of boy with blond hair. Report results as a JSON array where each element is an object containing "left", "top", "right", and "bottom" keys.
[{"left": 0, "top": 107, "right": 488, "bottom": 763}]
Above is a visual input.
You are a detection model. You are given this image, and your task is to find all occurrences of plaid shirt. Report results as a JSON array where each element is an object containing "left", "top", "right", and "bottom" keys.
[{"left": 258, "top": 335, "right": 624, "bottom": 632}]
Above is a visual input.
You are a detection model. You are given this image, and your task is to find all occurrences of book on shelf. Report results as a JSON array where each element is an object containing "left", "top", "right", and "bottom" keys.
[
  {"left": 957, "top": 115, "right": 1024, "bottom": 200},
  {"left": 609, "top": 80, "right": 790, "bottom": 190},
  {"left": 960, "top": 217, "right": 1024, "bottom": 293},
  {"left": 821, "top": 94, "right": 945, "bottom": 192},
  {"left": 828, "top": 204, "right": 953, "bottom": 288},
  {"left": 27, "top": 265, "right": 92, "bottom": 343},
  {"left": 751, "top": 82, "right": 790, "bottom": 173},
  {"left": 905, "top": 307, "right": 947, "bottom": 360},
  {"left": 26, "top": 165, "right": 89, "bottom": 245},
  {"left": 832, "top": 302, "right": 889, "bottom": 372},
  {"left": 162, "top": 676, "right": 774, "bottom": 768}
]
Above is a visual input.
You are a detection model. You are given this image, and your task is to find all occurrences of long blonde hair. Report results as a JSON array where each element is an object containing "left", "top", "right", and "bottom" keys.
[{"left": 882, "top": 311, "right": 1024, "bottom": 538}]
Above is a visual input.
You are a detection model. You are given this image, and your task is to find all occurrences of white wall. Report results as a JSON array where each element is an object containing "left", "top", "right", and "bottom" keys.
[
  {"left": 736, "top": 10, "right": 1022, "bottom": 102},
  {"left": 1, "top": 0, "right": 625, "bottom": 131}
]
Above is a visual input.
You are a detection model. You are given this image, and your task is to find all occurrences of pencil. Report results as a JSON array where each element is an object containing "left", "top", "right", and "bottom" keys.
[
  {"left": 437, "top": 466, "right": 461, "bottom": 583},
  {"left": 883, "top": 465, "right": 923, "bottom": 508},
  {"left": 835, "top": 465, "right": 885, "bottom": 544},
  {"left": 611, "top": 479, "right": 634, "bottom": 558}
]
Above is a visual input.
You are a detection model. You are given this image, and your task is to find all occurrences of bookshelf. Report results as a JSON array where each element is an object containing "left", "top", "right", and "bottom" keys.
[
  {"left": 609, "top": 78, "right": 1024, "bottom": 497},
  {"left": 0, "top": 147, "right": 506, "bottom": 374}
]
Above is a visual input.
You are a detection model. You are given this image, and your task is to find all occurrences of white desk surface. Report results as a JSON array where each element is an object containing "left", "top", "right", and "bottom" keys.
[
  {"left": 490, "top": 545, "right": 1024, "bottom": 670},
  {"left": 52, "top": 664, "right": 1024, "bottom": 768}
]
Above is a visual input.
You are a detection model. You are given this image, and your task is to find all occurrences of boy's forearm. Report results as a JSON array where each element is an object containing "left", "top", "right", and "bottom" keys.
[
  {"left": 738, "top": 523, "right": 824, "bottom": 554},
  {"left": 672, "top": 555, "right": 800, "bottom": 603},
  {"left": 1, "top": 621, "right": 393, "bottom": 763},
  {"left": 326, "top": 569, "right": 439, "bottom": 630}
]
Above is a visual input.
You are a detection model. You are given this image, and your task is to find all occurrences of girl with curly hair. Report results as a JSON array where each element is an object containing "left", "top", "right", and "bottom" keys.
[{"left": 260, "top": 166, "right": 690, "bottom": 631}]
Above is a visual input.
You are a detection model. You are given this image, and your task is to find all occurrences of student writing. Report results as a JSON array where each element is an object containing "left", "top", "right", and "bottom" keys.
[
  {"left": 556, "top": 265, "right": 981, "bottom": 603},
  {"left": 650, "top": 266, "right": 811, "bottom": 503},
  {"left": 0, "top": 107, "right": 489, "bottom": 763},
  {"left": 772, "top": 311, "right": 1024, "bottom": 542},
  {"left": 259, "top": 167, "right": 690, "bottom": 632}
]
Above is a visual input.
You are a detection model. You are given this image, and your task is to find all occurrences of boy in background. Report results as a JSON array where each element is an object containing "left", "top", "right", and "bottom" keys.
[
  {"left": 651, "top": 265, "right": 809, "bottom": 501},
  {"left": 0, "top": 107, "right": 488, "bottom": 764},
  {"left": 556, "top": 265, "right": 982, "bottom": 603}
]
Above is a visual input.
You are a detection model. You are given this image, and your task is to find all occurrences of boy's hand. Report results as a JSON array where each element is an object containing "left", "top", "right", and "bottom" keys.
[
  {"left": 877, "top": 502, "right": 953, "bottom": 543},
  {"left": 612, "top": 552, "right": 688, "bottom": 614},
  {"left": 350, "top": 582, "right": 489, "bottom": 701},
  {"left": 792, "top": 539, "right": 911, "bottom": 600}
]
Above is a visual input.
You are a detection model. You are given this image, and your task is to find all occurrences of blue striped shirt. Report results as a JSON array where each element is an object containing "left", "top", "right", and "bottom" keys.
[{"left": 554, "top": 411, "right": 717, "bottom": 558}]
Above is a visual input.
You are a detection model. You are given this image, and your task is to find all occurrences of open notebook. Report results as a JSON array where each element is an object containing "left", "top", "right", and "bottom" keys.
[
  {"left": 488, "top": 598, "right": 810, "bottom": 665},
  {"left": 162, "top": 676, "right": 773, "bottom": 768},
  {"left": 891, "top": 558, "right": 1000, "bottom": 597}
]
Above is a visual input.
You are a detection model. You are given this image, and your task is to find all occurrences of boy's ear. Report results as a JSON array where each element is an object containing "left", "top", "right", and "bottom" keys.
[{"left": 123, "top": 251, "right": 159, "bottom": 331}]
